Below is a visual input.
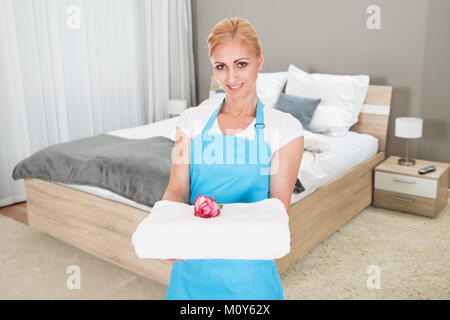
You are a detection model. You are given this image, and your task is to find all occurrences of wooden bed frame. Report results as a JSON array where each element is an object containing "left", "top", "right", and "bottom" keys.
[{"left": 24, "top": 77, "right": 392, "bottom": 287}]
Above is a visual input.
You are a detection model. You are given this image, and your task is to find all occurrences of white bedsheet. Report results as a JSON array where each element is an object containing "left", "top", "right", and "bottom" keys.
[
  {"left": 55, "top": 115, "right": 378, "bottom": 212},
  {"left": 291, "top": 130, "right": 378, "bottom": 203}
]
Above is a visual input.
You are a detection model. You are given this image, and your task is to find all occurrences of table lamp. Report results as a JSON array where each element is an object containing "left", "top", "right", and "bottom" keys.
[
  {"left": 395, "top": 117, "right": 423, "bottom": 166},
  {"left": 168, "top": 99, "right": 187, "bottom": 118}
]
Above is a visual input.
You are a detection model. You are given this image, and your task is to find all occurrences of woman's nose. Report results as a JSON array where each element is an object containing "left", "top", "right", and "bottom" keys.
[{"left": 227, "top": 66, "right": 240, "bottom": 83}]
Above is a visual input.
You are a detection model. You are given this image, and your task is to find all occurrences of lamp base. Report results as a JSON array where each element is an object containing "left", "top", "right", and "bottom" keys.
[{"left": 398, "top": 157, "right": 416, "bottom": 166}]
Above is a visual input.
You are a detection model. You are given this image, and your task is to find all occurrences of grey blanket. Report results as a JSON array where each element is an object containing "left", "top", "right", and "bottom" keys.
[
  {"left": 12, "top": 134, "right": 175, "bottom": 207},
  {"left": 12, "top": 133, "right": 304, "bottom": 208}
]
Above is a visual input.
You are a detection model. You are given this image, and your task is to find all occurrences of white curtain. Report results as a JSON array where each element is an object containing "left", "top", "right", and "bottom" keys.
[
  {"left": 142, "top": 0, "right": 196, "bottom": 122},
  {"left": 0, "top": 0, "right": 196, "bottom": 207},
  {"left": 0, "top": 0, "right": 32, "bottom": 206}
]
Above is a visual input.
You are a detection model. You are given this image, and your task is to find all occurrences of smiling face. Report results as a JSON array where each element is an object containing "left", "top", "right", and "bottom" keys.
[{"left": 211, "top": 37, "right": 264, "bottom": 98}]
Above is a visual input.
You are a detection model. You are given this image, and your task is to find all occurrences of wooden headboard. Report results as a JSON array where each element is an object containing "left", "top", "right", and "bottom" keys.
[{"left": 209, "top": 76, "right": 392, "bottom": 153}]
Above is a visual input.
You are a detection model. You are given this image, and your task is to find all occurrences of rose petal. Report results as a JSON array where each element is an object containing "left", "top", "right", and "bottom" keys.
[{"left": 194, "top": 195, "right": 222, "bottom": 218}]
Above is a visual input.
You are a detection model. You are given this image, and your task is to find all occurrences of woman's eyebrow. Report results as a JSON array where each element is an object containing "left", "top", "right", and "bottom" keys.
[{"left": 214, "top": 58, "right": 250, "bottom": 65}]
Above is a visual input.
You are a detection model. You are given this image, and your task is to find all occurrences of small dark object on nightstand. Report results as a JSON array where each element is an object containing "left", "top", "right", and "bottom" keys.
[{"left": 418, "top": 165, "right": 436, "bottom": 175}]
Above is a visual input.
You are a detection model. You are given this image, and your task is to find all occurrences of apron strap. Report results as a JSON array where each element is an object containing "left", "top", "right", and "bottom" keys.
[
  {"left": 202, "top": 97, "right": 224, "bottom": 137},
  {"left": 254, "top": 97, "right": 265, "bottom": 143}
]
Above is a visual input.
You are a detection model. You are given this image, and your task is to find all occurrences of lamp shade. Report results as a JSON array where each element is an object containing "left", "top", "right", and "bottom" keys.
[
  {"left": 168, "top": 99, "right": 187, "bottom": 116},
  {"left": 395, "top": 117, "right": 423, "bottom": 139}
]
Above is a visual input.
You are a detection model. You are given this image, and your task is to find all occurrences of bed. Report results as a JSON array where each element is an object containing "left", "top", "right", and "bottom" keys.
[{"left": 23, "top": 77, "right": 392, "bottom": 286}]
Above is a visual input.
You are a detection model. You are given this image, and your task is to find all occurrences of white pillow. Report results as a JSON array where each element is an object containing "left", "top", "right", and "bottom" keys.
[
  {"left": 210, "top": 72, "right": 288, "bottom": 107},
  {"left": 307, "top": 106, "right": 356, "bottom": 136},
  {"left": 256, "top": 72, "right": 288, "bottom": 106},
  {"left": 286, "top": 64, "right": 369, "bottom": 136}
]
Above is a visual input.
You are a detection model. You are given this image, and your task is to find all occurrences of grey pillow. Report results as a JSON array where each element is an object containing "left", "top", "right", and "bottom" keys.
[{"left": 274, "top": 93, "right": 321, "bottom": 130}]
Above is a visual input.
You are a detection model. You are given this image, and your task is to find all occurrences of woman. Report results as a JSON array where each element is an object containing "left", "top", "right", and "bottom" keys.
[{"left": 162, "top": 17, "right": 304, "bottom": 300}]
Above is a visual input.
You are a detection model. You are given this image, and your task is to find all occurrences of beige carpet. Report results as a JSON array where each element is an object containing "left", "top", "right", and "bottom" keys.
[{"left": 1, "top": 200, "right": 449, "bottom": 300}]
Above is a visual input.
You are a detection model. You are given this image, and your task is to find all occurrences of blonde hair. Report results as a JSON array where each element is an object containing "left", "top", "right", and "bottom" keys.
[{"left": 207, "top": 17, "right": 262, "bottom": 60}]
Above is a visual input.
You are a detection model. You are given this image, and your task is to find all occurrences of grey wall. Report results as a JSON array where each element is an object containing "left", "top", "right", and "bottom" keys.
[
  {"left": 419, "top": 0, "right": 450, "bottom": 165},
  {"left": 191, "top": 0, "right": 450, "bottom": 185}
]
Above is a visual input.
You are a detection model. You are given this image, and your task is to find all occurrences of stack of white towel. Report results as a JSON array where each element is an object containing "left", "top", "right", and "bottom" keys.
[{"left": 131, "top": 198, "right": 291, "bottom": 260}]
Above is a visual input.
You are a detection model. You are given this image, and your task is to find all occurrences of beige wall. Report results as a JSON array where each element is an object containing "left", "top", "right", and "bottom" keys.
[{"left": 191, "top": 0, "right": 449, "bottom": 186}]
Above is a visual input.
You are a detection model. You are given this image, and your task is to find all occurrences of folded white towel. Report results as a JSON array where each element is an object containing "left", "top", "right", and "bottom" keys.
[{"left": 131, "top": 198, "right": 290, "bottom": 260}]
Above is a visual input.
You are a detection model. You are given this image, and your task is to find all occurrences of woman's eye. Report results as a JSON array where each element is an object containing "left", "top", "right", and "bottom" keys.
[{"left": 215, "top": 62, "right": 247, "bottom": 70}]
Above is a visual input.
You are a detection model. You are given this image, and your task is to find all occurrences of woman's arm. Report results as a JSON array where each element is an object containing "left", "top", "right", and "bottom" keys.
[
  {"left": 162, "top": 127, "right": 191, "bottom": 204},
  {"left": 269, "top": 136, "right": 304, "bottom": 216},
  {"left": 162, "top": 127, "right": 191, "bottom": 263}
]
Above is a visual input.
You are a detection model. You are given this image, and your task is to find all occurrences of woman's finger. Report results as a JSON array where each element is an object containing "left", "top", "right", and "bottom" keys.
[{"left": 166, "top": 259, "right": 189, "bottom": 262}]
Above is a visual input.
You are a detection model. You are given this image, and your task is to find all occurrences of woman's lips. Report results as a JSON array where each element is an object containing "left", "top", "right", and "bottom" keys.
[{"left": 227, "top": 83, "right": 243, "bottom": 91}]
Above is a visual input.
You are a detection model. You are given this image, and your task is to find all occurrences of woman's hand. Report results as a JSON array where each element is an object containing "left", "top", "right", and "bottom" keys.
[{"left": 166, "top": 259, "right": 189, "bottom": 262}]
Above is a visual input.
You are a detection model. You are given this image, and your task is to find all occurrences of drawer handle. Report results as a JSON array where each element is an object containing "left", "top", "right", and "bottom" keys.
[
  {"left": 392, "top": 177, "right": 416, "bottom": 184},
  {"left": 391, "top": 195, "right": 414, "bottom": 203}
]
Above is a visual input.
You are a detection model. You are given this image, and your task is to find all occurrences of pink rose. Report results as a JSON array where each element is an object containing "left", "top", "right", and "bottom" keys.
[{"left": 194, "top": 195, "right": 223, "bottom": 218}]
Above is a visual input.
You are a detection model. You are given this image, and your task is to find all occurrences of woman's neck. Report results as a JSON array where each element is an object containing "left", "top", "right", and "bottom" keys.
[{"left": 221, "top": 92, "right": 259, "bottom": 118}]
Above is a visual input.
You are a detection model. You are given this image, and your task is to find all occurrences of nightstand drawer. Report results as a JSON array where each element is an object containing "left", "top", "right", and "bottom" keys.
[
  {"left": 373, "top": 189, "right": 437, "bottom": 217},
  {"left": 374, "top": 171, "right": 437, "bottom": 199}
]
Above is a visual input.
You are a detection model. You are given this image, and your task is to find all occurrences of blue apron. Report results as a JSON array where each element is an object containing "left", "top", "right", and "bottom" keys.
[{"left": 165, "top": 96, "right": 284, "bottom": 300}]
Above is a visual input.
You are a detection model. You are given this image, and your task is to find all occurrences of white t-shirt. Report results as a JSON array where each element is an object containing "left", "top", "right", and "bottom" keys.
[{"left": 176, "top": 101, "right": 304, "bottom": 154}]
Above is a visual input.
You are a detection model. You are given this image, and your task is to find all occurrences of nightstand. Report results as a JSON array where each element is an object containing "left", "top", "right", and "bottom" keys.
[{"left": 373, "top": 156, "right": 449, "bottom": 218}]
